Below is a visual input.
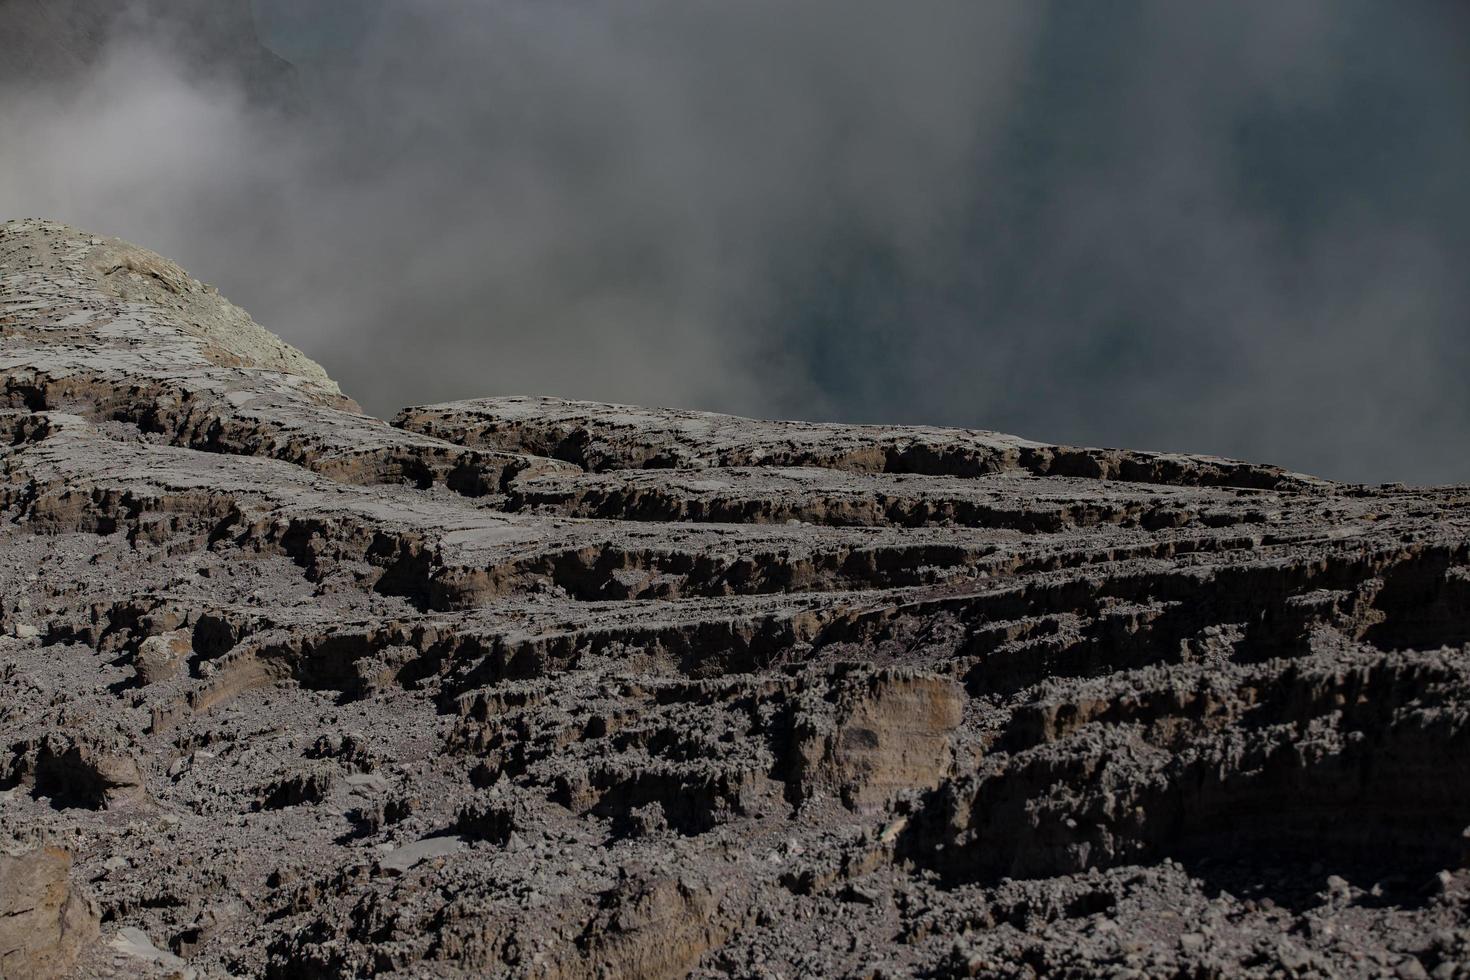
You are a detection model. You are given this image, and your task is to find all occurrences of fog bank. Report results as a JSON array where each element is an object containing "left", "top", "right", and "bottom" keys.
[{"left": 2, "top": 0, "right": 1467, "bottom": 483}]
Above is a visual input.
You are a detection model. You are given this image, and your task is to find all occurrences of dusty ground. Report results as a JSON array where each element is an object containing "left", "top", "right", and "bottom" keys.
[{"left": 2, "top": 218, "right": 1469, "bottom": 978}]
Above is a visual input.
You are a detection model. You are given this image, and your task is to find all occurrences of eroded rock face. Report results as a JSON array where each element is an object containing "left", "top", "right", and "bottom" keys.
[
  {"left": 3, "top": 219, "right": 1470, "bottom": 977},
  {"left": 788, "top": 669, "right": 964, "bottom": 809},
  {"left": 0, "top": 847, "right": 100, "bottom": 980}
]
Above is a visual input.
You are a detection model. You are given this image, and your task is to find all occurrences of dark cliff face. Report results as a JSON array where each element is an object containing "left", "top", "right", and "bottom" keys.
[{"left": 0, "top": 0, "right": 297, "bottom": 106}]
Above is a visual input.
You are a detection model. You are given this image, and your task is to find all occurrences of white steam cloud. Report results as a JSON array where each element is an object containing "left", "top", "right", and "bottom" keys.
[{"left": 1, "top": 0, "right": 1467, "bottom": 483}]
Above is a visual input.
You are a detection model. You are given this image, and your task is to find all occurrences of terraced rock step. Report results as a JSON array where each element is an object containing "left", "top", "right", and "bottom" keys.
[
  {"left": 398, "top": 395, "right": 1318, "bottom": 489},
  {"left": 2, "top": 220, "right": 1469, "bottom": 979},
  {"left": 502, "top": 463, "right": 1305, "bottom": 530}
]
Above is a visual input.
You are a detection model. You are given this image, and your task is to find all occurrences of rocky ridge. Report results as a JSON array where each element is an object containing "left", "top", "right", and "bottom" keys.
[{"left": 2, "top": 219, "right": 1469, "bottom": 978}]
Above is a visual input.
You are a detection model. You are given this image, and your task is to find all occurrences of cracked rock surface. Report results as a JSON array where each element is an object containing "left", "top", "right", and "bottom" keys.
[{"left": 2, "top": 218, "right": 1470, "bottom": 978}]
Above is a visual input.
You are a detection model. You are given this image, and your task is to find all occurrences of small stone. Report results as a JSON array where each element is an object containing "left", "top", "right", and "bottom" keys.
[
  {"left": 1276, "top": 940, "right": 1309, "bottom": 972},
  {"left": 135, "top": 632, "right": 192, "bottom": 685},
  {"left": 1396, "top": 957, "right": 1429, "bottom": 980},
  {"left": 109, "top": 926, "right": 191, "bottom": 976},
  {"left": 344, "top": 773, "right": 390, "bottom": 795},
  {"left": 375, "top": 835, "right": 466, "bottom": 876}
]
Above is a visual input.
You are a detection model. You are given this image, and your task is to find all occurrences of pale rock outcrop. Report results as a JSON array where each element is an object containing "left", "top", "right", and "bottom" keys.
[{"left": 0, "top": 847, "right": 99, "bottom": 980}]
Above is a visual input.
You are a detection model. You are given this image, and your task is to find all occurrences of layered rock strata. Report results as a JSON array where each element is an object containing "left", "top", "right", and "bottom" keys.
[{"left": 3, "top": 219, "right": 1469, "bottom": 978}]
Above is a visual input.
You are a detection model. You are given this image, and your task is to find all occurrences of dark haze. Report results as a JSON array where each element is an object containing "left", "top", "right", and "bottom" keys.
[{"left": 2, "top": 0, "right": 1467, "bottom": 484}]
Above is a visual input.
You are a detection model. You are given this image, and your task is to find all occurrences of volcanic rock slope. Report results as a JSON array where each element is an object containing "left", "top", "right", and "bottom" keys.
[{"left": 2, "top": 219, "right": 1470, "bottom": 979}]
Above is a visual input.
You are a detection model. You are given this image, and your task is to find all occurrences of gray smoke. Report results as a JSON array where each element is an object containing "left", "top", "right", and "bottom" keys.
[{"left": 1, "top": 0, "right": 1467, "bottom": 483}]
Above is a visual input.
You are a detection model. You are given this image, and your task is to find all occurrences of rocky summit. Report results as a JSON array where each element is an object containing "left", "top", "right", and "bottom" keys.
[{"left": 1, "top": 218, "right": 1469, "bottom": 978}]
